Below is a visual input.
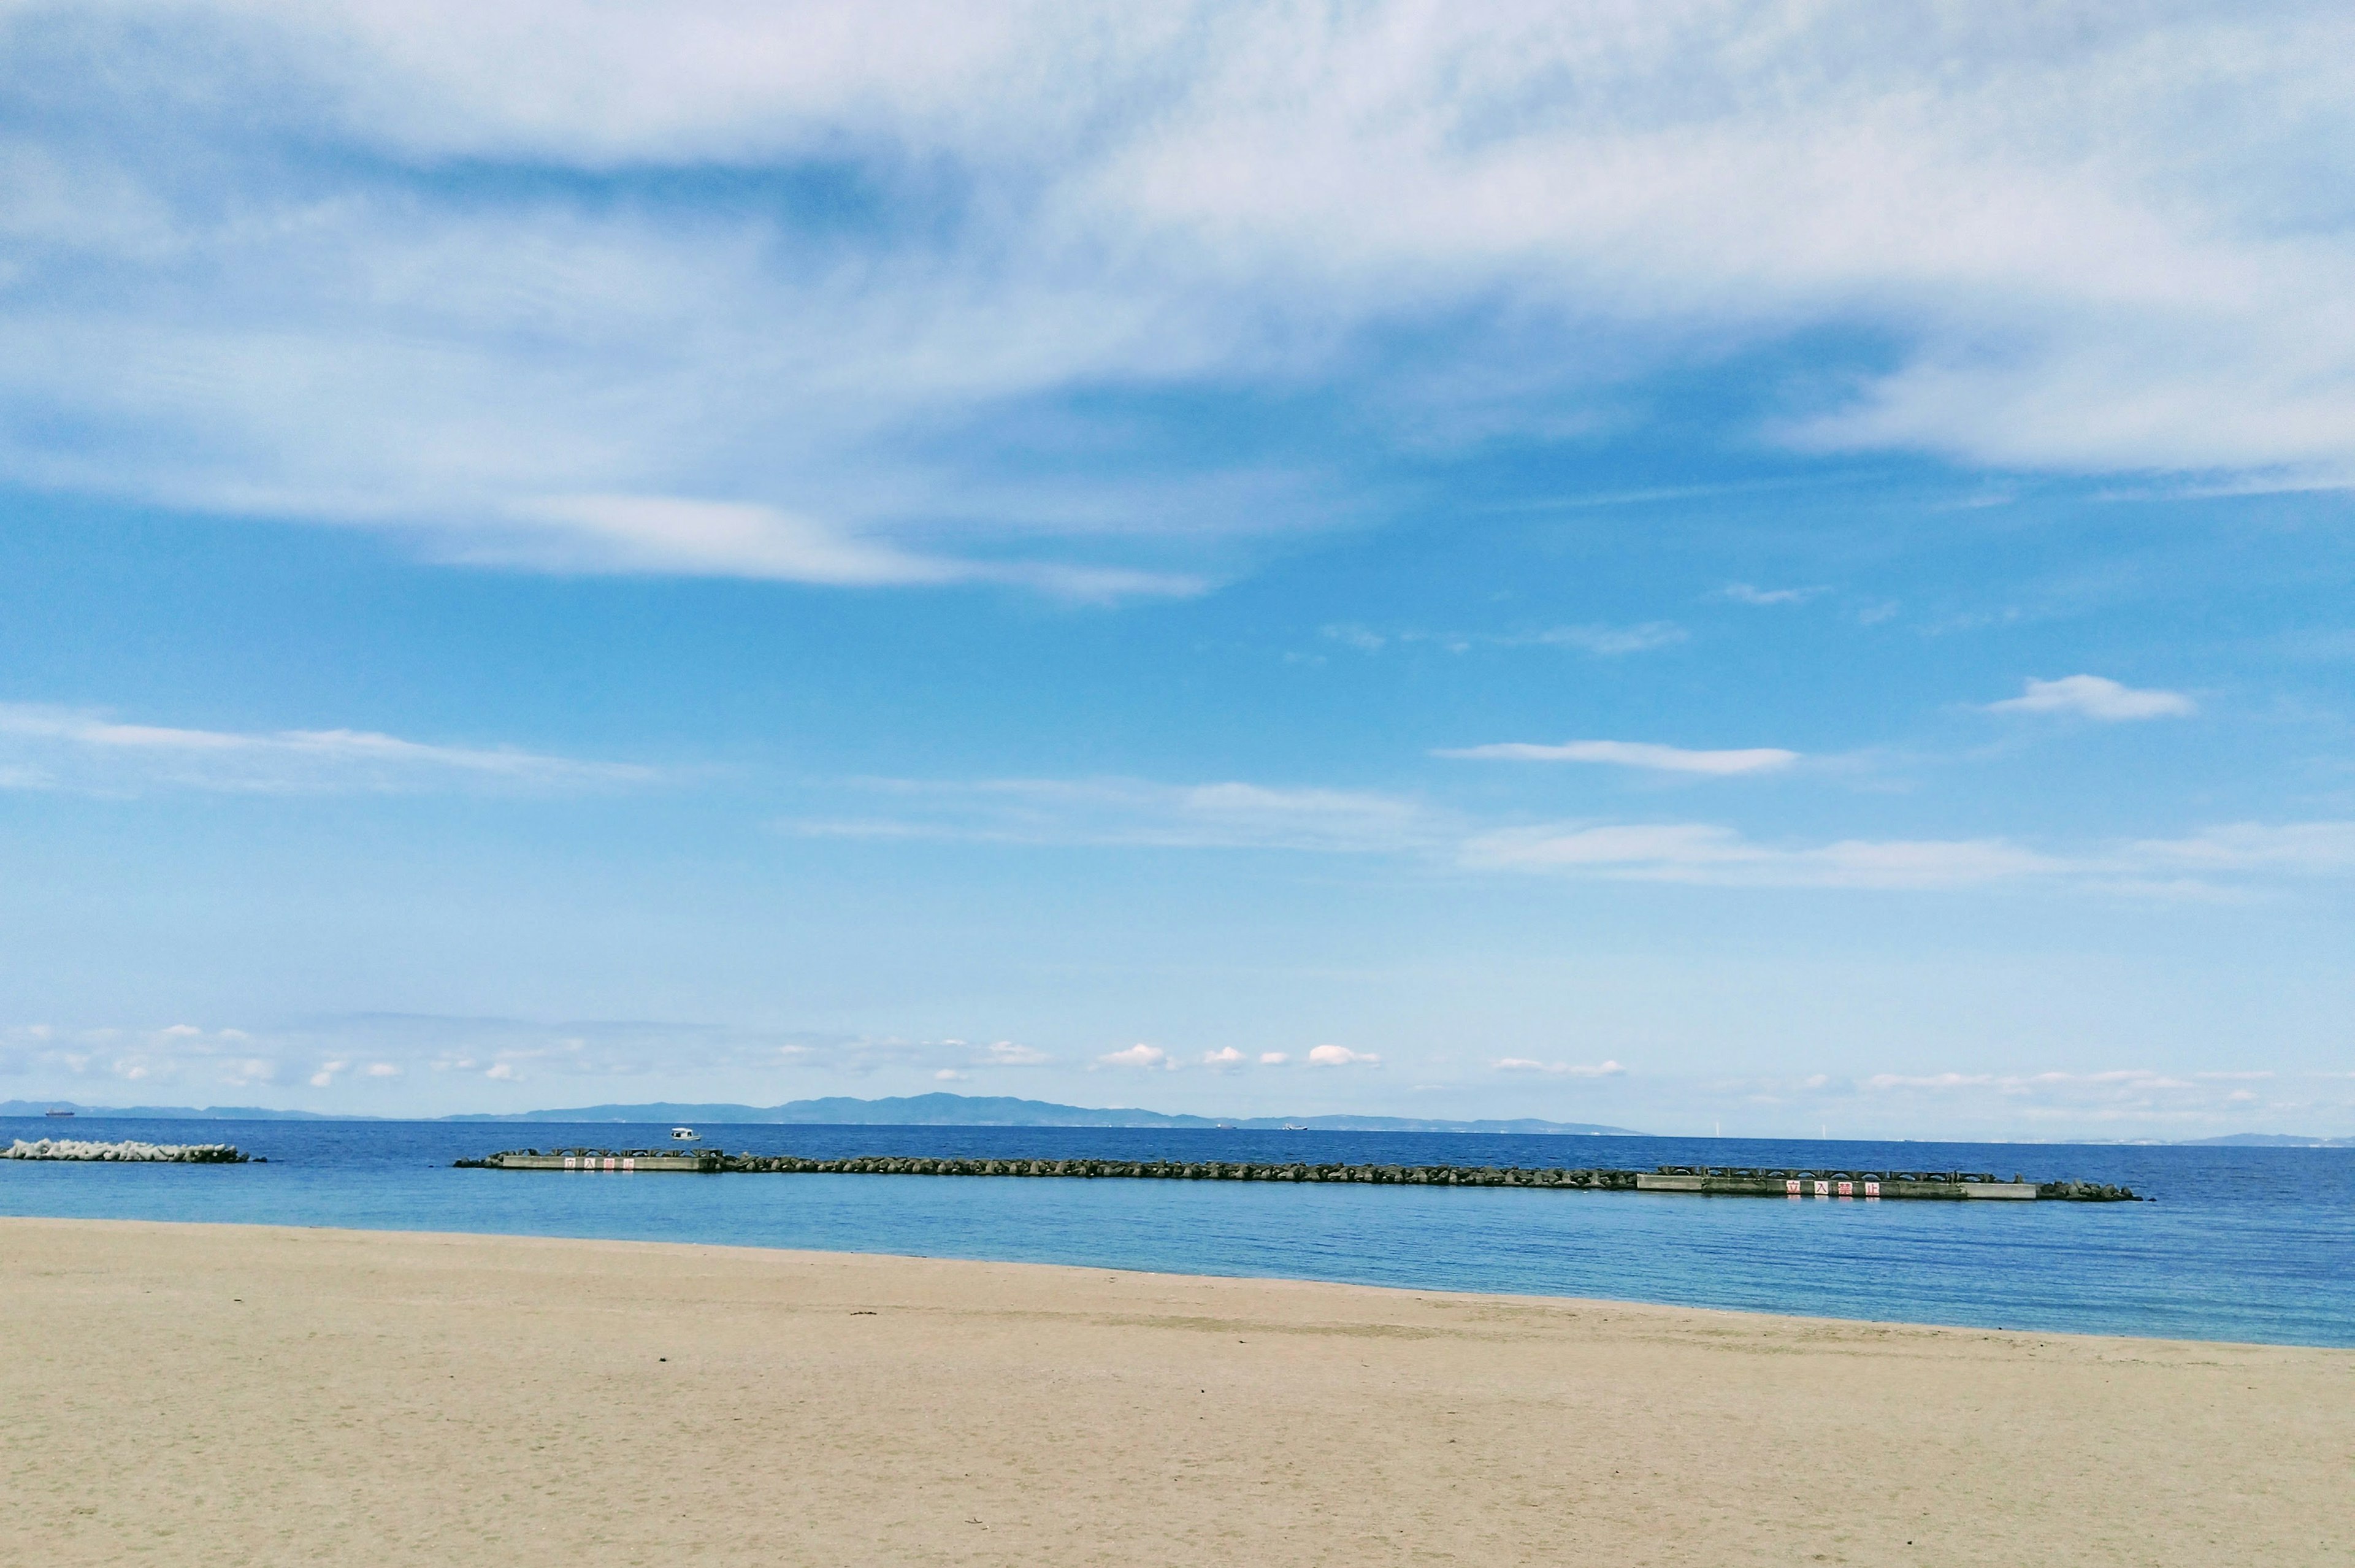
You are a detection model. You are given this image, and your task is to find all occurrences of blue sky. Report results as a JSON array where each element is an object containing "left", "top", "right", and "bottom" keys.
[{"left": 4, "top": 1, "right": 2352, "bottom": 1136}]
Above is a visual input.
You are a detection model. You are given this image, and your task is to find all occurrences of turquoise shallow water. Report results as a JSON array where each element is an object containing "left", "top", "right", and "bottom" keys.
[{"left": 6, "top": 1119, "right": 2349, "bottom": 1347}]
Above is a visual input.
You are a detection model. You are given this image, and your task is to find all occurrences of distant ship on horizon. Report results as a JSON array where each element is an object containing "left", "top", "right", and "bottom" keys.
[{"left": 45, "top": 1107, "right": 74, "bottom": 1117}]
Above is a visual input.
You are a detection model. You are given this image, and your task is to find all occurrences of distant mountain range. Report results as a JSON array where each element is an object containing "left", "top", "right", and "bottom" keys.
[
  {"left": 438, "top": 1093, "right": 1643, "bottom": 1135},
  {"left": 10, "top": 1095, "right": 2353, "bottom": 1143},
  {"left": 4, "top": 1091, "right": 1638, "bottom": 1135},
  {"left": 1, "top": 1101, "right": 341, "bottom": 1120},
  {"left": 2180, "top": 1133, "right": 2355, "bottom": 1147}
]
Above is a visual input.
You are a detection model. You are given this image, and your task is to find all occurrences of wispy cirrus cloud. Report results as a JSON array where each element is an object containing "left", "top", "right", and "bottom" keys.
[
  {"left": 0, "top": 703, "right": 657, "bottom": 795},
  {"left": 1505, "top": 624, "right": 1690, "bottom": 657},
  {"left": 1852, "top": 1067, "right": 2315, "bottom": 1127},
  {"left": 1698, "top": 1064, "right": 2353, "bottom": 1134},
  {"left": 488, "top": 495, "right": 1201, "bottom": 601},
  {"left": 1985, "top": 675, "right": 2196, "bottom": 721},
  {"left": 1321, "top": 623, "right": 1688, "bottom": 657},
  {"left": 2119, "top": 821, "right": 2355, "bottom": 876},
  {"left": 1, "top": 1011, "right": 1066, "bottom": 1101},
  {"left": 1717, "top": 583, "right": 1826, "bottom": 606},
  {"left": 1495, "top": 1057, "right": 1625, "bottom": 1077},
  {"left": 982, "top": 1041, "right": 1051, "bottom": 1067},
  {"left": 1461, "top": 822, "right": 2059, "bottom": 889},
  {"left": 1436, "top": 739, "right": 1797, "bottom": 775},
  {"left": 787, "top": 773, "right": 2355, "bottom": 897},
  {"left": 1463, "top": 819, "right": 2355, "bottom": 892},
  {"left": 6, "top": 0, "right": 2351, "bottom": 612},
  {"left": 792, "top": 776, "right": 1446, "bottom": 854}
]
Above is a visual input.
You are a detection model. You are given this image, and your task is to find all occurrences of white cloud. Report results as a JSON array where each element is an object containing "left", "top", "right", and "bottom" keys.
[
  {"left": 1258, "top": 1052, "right": 1290, "bottom": 1065},
  {"left": 933, "top": 1068, "right": 969, "bottom": 1081},
  {"left": 497, "top": 495, "right": 975, "bottom": 588},
  {"left": 1323, "top": 623, "right": 1687, "bottom": 658},
  {"left": 1717, "top": 584, "right": 1825, "bottom": 606},
  {"left": 1321, "top": 624, "right": 1386, "bottom": 652},
  {"left": 1308, "top": 1044, "right": 1379, "bottom": 1067},
  {"left": 1494, "top": 1057, "right": 1626, "bottom": 1077},
  {"left": 797, "top": 771, "right": 2355, "bottom": 898},
  {"left": 792, "top": 776, "right": 1445, "bottom": 855},
  {"left": 1200, "top": 1047, "right": 1246, "bottom": 1069},
  {"left": 0, "top": 703, "right": 655, "bottom": 795},
  {"left": 983, "top": 1041, "right": 1049, "bottom": 1066},
  {"left": 1850, "top": 1066, "right": 2308, "bottom": 1125},
  {"left": 1986, "top": 675, "right": 2196, "bottom": 721},
  {"left": 363, "top": 1063, "right": 400, "bottom": 1077},
  {"left": 1515, "top": 624, "right": 1688, "bottom": 657},
  {"left": 2, "top": 0, "right": 2354, "bottom": 599},
  {"left": 1471, "top": 815, "right": 2355, "bottom": 894},
  {"left": 1098, "top": 1043, "right": 1170, "bottom": 1069},
  {"left": 1463, "top": 822, "right": 2061, "bottom": 890},
  {"left": 494, "top": 495, "right": 1197, "bottom": 600},
  {"left": 484, "top": 1063, "right": 518, "bottom": 1080},
  {"left": 1436, "top": 739, "right": 1797, "bottom": 775},
  {"left": 2117, "top": 822, "right": 2355, "bottom": 875}
]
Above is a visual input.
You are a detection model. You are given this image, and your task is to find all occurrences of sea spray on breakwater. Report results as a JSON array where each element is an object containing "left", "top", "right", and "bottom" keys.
[{"left": 6, "top": 1138, "right": 250, "bottom": 1163}]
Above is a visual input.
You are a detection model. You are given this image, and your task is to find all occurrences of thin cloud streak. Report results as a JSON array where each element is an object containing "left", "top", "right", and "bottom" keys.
[
  {"left": 490, "top": 495, "right": 1202, "bottom": 600},
  {"left": 1462, "top": 822, "right": 2060, "bottom": 890},
  {"left": 1437, "top": 740, "right": 1798, "bottom": 775},
  {"left": 1717, "top": 583, "right": 1825, "bottom": 606},
  {"left": 1321, "top": 623, "right": 1688, "bottom": 657},
  {"left": 786, "top": 773, "right": 2355, "bottom": 897},
  {"left": 793, "top": 776, "right": 1449, "bottom": 855},
  {"left": 0, "top": 703, "right": 657, "bottom": 795},
  {"left": 1495, "top": 1057, "right": 1626, "bottom": 1077}
]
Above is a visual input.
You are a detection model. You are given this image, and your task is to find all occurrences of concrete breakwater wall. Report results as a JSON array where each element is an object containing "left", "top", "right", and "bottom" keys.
[
  {"left": 458, "top": 1150, "right": 2139, "bottom": 1199},
  {"left": 6, "top": 1138, "right": 248, "bottom": 1163},
  {"left": 752, "top": 1154, "right": 1645, "bottom": 1188}
]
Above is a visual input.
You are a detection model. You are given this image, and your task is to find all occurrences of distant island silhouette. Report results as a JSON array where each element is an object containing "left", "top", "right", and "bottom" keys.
[
  {"left": 10, "top": 1096, "right": 2348, "bottom": 1143},
  {"left": 2, "top": 1091, "right": 1636, "bottom": 1135}
]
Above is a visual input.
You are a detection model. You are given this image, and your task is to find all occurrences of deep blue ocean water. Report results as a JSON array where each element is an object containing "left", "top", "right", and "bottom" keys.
[{"left": 6, "top": 1119, "right": 2349, "bottom": 1347}]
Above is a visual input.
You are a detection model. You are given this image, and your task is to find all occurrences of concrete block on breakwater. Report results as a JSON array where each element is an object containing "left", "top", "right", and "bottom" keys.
[
  {"left": 456, "top": 1150, "right": 2140, "bottom": 1199},
  {"left": 6, "top": 1138, "right": 249, "bottom": 1163}
]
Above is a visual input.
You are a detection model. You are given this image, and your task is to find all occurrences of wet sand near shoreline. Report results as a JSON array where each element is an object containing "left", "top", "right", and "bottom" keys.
[{"left": 6, "top": 1217, "right": 2346, "bottom": 1566}]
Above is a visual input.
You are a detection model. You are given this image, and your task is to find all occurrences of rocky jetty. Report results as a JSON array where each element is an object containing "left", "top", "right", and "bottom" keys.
[
  {"left": 2035, "top": 1179, "right": 2141, "bottom": 1202},
  {"left": 6, "top": 1138, "right": 248, "bottom": 1163},
  {"left": 718, "top": 1153, "right": 1645, "bottom": 1186},
  {"left": 461, "top": 1149, "right": 2142, "bottom": 1199}
]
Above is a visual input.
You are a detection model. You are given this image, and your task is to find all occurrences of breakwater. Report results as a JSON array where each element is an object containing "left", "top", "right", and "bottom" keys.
[
  {"left": 6, "top": 1138, "right": 249, "bottom": 1163},
  {"left": 456, "top": 1149, "right": 2140, "bottom": 1199}
]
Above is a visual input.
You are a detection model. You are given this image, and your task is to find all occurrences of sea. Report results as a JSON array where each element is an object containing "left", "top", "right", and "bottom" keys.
[{"left": 6, "top": 1119, "right": 2349, "bottom": 1348}]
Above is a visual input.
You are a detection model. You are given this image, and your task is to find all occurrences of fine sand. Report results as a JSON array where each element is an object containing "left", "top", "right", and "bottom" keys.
[{"left": 5, "top": 1218, "right": 2347, "bottom": 1566}]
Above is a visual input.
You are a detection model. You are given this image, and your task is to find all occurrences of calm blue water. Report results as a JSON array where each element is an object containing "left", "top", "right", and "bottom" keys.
[{"left": 6, "top": 1119, "right": 2349, "bottom": 1347}]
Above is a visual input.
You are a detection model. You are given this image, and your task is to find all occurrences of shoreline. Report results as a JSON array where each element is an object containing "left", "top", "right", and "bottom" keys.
[
  {"left": 1, "top": 1203, "right": 2337, "bottom": 1350},
  {"left": 0, "top": 1210, "right": 2282, "bottom": 1347},
  {"left": 10, "top": 1217, "right": 2348, "bottom": 1566}
]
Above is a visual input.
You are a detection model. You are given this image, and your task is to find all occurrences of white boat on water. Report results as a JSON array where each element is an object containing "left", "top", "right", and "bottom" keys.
[{"left": 670, "top": 1126, "right": 701, "bottom": 1142}]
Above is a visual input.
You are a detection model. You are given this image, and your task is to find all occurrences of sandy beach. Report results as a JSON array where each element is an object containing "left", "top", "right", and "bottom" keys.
[{"left": 6, "top": 1218, "right": 2346, "bottom": 1566}]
